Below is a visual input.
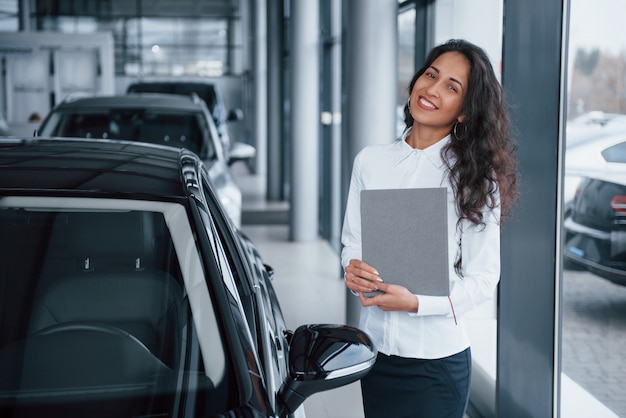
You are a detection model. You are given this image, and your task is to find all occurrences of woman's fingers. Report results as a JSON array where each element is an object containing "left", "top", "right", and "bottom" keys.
[
  {"left": 344, "top": 271, "right": 378, "bottom": 292},
  {"left": 359, "top": 284, "right": 419, "bottom": 312},
  {"left": 345, "top": 259, "right": 382, "bottom": 286},
  {"left": 349, "top": 259, "right": 380, "bottom": 276},
  {"left": 344, "top": 263, "right": 381, "bottom": 293}
]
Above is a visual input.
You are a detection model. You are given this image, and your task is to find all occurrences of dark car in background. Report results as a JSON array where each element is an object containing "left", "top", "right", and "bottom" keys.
[
  {"left": 563, "top": 134, "right": 626, "bottom": 285},
  {"left": 35, "top": 93, "right": 254, "bottom": 228},
  {"left": 0, "top": 137, "right": 376, "bottom": 417},
  {"left": 126, "top": 80, "right": 244, "bottom": 152}
]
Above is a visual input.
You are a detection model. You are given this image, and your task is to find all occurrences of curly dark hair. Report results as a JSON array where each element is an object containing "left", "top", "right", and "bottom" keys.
[{"left": 403, "top": 39, "right": 519, "bottom": 227}]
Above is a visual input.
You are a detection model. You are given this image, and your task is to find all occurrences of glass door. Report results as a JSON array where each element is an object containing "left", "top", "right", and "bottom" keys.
[{"left": 561, "top": 1, "right": 626, "bottom": 416}]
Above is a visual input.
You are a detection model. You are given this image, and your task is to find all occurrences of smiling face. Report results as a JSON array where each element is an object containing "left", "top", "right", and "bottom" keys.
[{"left": 408, "top": 51, "right": 470, "bottom": 140}]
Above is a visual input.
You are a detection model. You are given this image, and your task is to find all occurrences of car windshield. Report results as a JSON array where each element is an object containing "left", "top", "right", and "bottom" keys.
[
  {"left": 0, "top": 197, "right": 231, "bottom": 416},
  {"left": 43, "top": 109, "right": 214, "bottom": 159}
]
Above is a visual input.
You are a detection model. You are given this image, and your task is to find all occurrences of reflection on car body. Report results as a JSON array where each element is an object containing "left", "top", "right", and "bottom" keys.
[
  {"left": 35, "top": 93, "right": 255, "bottom": 228},
  {"left": 0, "top": 137, "right": 376, "bottom": 417}
]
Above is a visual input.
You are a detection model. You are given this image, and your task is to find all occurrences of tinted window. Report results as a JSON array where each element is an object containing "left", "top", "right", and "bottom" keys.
[
  {"left": 48, "top": 109, "right": 212, "bottom": 158},
  {"left": 199, "top": 175, "right": 289, "bottom": 409}
]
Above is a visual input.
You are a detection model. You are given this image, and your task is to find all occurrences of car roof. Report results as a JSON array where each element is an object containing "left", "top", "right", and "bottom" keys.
[
  {"left": 566, "top": 132, "right": 626, "bottom": 182},
  {"left": 127, "top": 81, "right": 217, "bottom": 89},
  {"left": 55, "top": 93, "right": 207, "bottom": 113},
  {"left": 0, "top": 137, "right": 198, "bottom": 202},
  {"left": 126, "top": 82, "right": 221, "bottom": 112}
]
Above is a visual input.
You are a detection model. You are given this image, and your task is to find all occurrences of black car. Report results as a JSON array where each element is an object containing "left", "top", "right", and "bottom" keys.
[
  {"left": 126, "top": 80, "right": 244, "bottom": 152},
  {"left": 563, "top": 136, "right": 626, "bottom": 285},
  {"left": 0, "top": 137, "right": 376, "bottom": 417}
]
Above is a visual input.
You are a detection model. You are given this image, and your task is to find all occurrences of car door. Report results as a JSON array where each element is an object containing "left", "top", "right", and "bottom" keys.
[
  {"left": 237, "top": 233, "right": 290, "bottom": 397},
  {"left": 199, "top": 172, "right": 290, "bottom": 415}
]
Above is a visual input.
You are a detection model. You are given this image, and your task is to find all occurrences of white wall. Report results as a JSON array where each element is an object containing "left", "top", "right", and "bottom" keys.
[{"left": 0, "top": 32, "right": 114, "bottom": 136}]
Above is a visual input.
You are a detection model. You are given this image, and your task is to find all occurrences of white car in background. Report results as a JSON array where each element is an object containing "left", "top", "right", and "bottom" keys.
[
  {"left": 36, "top": 93, "right": 255, "bottom": 228},
  {"left": 564, "top": 112, "right": 626, "bottom": 207}
]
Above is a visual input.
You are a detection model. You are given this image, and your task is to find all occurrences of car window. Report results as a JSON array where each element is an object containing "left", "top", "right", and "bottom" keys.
[
  {"left": 193, "top": 185, "right": 271, "bottom": 408},
  {"left": 0, "top": 197, "right": 231, "bottom": 416},
  {"left": 199, "top": 177, "right": 257, "bottom": 336},
  {"left": 601, "top": 140, "right": 626, "bottom": 163},
  {"left": 199, "top": 176, "right": 289, "bottom": 408},
  {"left": 196, "top": 182, "right": 254, "bottom": 333},
  {"left": 45, "top": 109, "right": 214, "bottom": 159}
]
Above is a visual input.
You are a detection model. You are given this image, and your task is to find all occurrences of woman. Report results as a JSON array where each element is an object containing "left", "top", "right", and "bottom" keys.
[{"left": 341, "top": 39, "right": 519, "bottom": 417}]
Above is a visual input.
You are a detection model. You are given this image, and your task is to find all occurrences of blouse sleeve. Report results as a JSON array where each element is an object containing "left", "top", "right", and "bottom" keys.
[{"left": 341, "top": 152, "right": 365, "bottom": 269}]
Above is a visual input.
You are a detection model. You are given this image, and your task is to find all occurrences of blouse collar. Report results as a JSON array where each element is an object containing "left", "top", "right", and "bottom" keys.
[{"left": 394, "top": 127, "right": 450, "bottom": 167}]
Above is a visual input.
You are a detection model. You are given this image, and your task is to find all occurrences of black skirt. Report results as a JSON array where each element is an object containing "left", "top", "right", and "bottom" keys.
[{"left": 360, "top": 348, "right": 471, "bottom": 418}]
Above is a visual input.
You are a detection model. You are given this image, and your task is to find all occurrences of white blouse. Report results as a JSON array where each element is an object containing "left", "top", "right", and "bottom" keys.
[{"left": 340, "top": 131, "right": 501, "bottom": 359}]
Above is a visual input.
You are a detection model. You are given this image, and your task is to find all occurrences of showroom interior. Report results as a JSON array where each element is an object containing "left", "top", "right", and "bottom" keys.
[{"left": 1, "top": 0, "right": 625, "bottom": 417}]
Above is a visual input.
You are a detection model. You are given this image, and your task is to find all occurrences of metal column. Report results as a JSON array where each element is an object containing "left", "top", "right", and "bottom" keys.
[
  {"left": 252, "top": 0, "right": 268, "bottom": 175},
  {"left": 498, "top": 0, "right": 569, "bottom": 416},
  {"left": 266, "top": 0, "right": 284, "bottom": 201},
  {"left": 342, "top": 0, "right": 398, "bottom": 326},
  {"left": 289, "top": 0, "right": 320, "bottom": 241},
  {"left": 18, "top": 0, "right": 32, "bottom": 31}
]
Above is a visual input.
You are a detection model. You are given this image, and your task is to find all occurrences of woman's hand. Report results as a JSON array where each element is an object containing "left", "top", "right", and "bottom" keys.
[
  {"left": 344, "top": 259, "right": 382, "bottom": 294},
  {"left": 360, "top": 283, "right": 419, "bottom": 313},
  {"left": 344, "top": 260, "right": 419, "bottom": 313}
]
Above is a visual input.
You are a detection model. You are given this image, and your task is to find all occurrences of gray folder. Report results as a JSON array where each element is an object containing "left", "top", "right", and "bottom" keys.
[{"left": 360, "top": 188, "right": 450, "bottom": 297}]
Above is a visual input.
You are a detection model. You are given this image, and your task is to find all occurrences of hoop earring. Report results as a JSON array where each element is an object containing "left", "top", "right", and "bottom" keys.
[
  {"left": 407, "top": 96, "right": 411, "bottom": 112},
  {"left": 453, "top": 120, "right": 466, "bottom": 140}
]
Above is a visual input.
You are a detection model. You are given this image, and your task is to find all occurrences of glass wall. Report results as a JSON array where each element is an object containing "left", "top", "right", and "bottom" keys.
[
  {"left": 25, "top": 0, "right": 242, "bottom": 77},
  {"left": 116, "top": 18, "right": 230, "bottom": 77},
  {"left": 561, "top": 0, "right": 626, "bottom": 416},
  {"left": 37, "top": 16, "right": 234, "bottom": 77},
  {"left": 0, "top": 0, "right": 18, "bottom": 30}
]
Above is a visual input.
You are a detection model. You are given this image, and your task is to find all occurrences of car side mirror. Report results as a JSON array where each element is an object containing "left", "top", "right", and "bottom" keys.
[
  {"left": 277, "top": 324, "right": 376, "bottom": 416},
  {"left": 228, "top": 141, "right": 256, "bottom": 165}
]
